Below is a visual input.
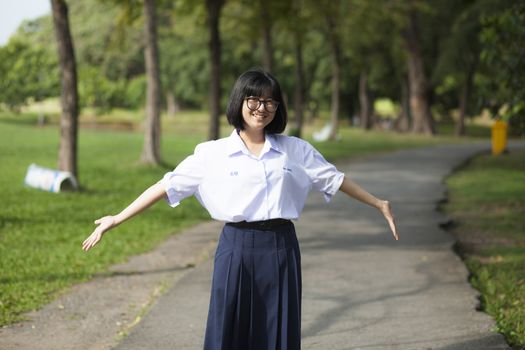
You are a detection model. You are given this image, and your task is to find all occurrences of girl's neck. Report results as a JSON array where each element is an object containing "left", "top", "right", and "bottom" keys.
[{"left": 239, "top": 128, "right": 265, "bottom": 144}]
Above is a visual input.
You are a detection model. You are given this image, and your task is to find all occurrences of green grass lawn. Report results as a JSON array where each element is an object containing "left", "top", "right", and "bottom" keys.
[
  {"left": 0, "top": 112, "right": 211, "bottom": 326},
  {"left": 0, "top": 110, "right": 479, "bottom": 327},
  {"left": 444, "top": 150, "right": 525, "bottom": 346}
]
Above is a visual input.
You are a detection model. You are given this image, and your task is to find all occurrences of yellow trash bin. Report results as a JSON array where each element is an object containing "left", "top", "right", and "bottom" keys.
[{"left": 491, "top": 119, "right": 508, "bottom": 155}]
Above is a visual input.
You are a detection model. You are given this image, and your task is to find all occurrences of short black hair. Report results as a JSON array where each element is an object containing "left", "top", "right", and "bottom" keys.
[{"left": 226, "top": 68, "right": 287, "bottom": 134}]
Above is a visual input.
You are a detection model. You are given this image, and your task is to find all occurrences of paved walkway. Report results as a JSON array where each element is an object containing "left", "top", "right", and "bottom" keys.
[
  {"left": 1, "top": 142, "right": 516, "bottom": 350},
  {"left": 115, "top": 142, "right": 509, "bottom": 350}
]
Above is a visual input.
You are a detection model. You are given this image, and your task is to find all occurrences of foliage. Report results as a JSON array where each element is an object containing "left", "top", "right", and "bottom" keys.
[
  {"left": 78, "top": 66, "right": 125, "bottom": 112},
  {"left": 432, "top": 0, "right": 483, "bottom": 113},
  {"left": 341, "top": 0, "right": 402, "bottom": 99},
  {"left": 0, "top": 38, "right": 59, "bottom": 110},
  {"left": 478, "top": 0, "right": 525, "bottom": 134},
  {"left": 1, "top": 0, "right": 523, "bottom": 133},
  {"left": 159, "top": 1, "right": 209, "bottom": 109},
  {"left": 70, "top": 0, "right": 144, "bottom": 81},
  {"left": 124, "top": 75, "right": 147, "bottom": 109}
]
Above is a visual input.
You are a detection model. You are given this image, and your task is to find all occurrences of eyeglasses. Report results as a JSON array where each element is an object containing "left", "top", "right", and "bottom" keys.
[{"left": 244, "top": 96, "right": 279, "bottom": 113}]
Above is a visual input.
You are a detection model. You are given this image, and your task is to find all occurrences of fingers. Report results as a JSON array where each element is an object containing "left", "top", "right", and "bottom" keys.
[
  {"left": 386, "top": 213, "right": 398, "bottom": 240},
  {"left": 83, "top": 225, "right": 105, "bottom": 251},
  {"left": 389, "top": 218, "right": 399, "bottom": 241},
  {"left": 82, "top": 232, "right": 100, "bottom": 251},
  {"left": 381, "top": 201, "right": 399, "bottom": 241},
  {"left": 84, "top": 216, "right": 114, "bottom": 251}
]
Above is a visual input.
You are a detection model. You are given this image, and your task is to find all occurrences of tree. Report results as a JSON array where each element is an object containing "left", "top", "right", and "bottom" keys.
[
  {"left": 319, "top": 0, "right": 344, "bottom": 140},
  {"left": 346, "top": 1, "right": 378, "bottom": 130},
  {"left": 292, "top": 23, "right": 305, "bottom": 137},
  {"left": 396, "top": 75, "right": 411, "bottom": 132},
  {"left": 141, "top": 0, "right": 162, "bottom": 164},
  {"left": 259, "top": 0, "right": 274, "bottom": 73},
  {"left": 205, "top": 0, "right": 225, "bottom": 141},
  {"left": 51, "top": 0, "right": 80, "bottom": 180},
  {"left": 358, "top": 70, "right": 374, "bottom": 129},
  {"left": 297, "top": 22, "right": 329, "bottom": 125},
  {"left": 12, "top": 0, "right": 497, "bottom": 140},
  {"left": 159, "top": 0, "right": 210, "bottom": 111},
  {"left": 343, "top": 0, "right": 400, "bottom": 131},
  {"left": 277, "top": 0, "right": 307, "bottom": 137},
  {"left": 401, "top": 5, "right": 435, "bottom": 135},
  {"left": 433, "top": 0, "right": 483, "bottom": 136}
]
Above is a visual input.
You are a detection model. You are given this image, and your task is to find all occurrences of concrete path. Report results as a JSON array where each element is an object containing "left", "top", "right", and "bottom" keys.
[{"left": 114, "top": 142, "right": 510, "bottom": 350}]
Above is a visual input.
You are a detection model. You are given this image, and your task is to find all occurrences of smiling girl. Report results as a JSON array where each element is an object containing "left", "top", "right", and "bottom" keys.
[{"left": 82, "top": 68, "right": 398, "bottom": 350}]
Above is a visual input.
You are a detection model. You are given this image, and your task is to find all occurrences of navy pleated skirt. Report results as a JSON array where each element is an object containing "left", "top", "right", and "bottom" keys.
[{"left": 203, "top": 221, "right": 302, "bottom": 350}]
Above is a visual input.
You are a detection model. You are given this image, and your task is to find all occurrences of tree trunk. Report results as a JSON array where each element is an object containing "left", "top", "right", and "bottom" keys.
[
  {"left": 303, "top": 57, "right": 320, "bottom": 126},
  {"left": 359, "top": 69, "right": 374, "bottom": 130},
  {"left": 402, "top": 10, "right": 435, "bottom": 135},
  {"left": 327, "top": 15, "right": 341, "bottom": 141},
  {"left": 329, "top": 54, "right": 341, "bottom": 140},
  {"left": 206, "top": 0, "right": 225, "bottom": 141},
  {"left": 456, "top": 83, "right": 467, "bottom": 137},
  {"left": 397, "top": 75, "right": 411, "bottom": 132},
  {"left": 51, "top": 0, "right": 79, "bottom": 181},
  {"left": 456, "top": 69, "right": 473, "bottom": 136},
  {"left": 141, "top": 0, "right": 162, "bottom": 164},
  {"left": 307, "top": 101, "right": 319, "bottom": 125},
  {"left": 293, "top": 30, "right": 304, "bottom": 138},
  {"left": 260, "top": 0, "right": 274, "bottom": 73},
  {"left": 166, "top": 90, "right": 178, "bottom": 119}
]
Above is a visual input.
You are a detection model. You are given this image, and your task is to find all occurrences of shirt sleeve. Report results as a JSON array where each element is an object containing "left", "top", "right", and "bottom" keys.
[
  {"left": 159, "top": 143, "right": 206, "bottom": 208},
  {"left": 302, "top": 141, "right": 345, "bottom": 202}
]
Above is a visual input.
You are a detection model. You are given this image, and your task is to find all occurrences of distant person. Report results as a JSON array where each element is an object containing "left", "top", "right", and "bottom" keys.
[{"left": 82, "top": 68, "right": 399, "bottom": 350}]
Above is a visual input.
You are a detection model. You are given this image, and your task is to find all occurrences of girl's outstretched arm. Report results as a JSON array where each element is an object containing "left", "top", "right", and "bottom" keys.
[
  {"left": 339, "top": 177, "right": 399, "bottom": 240},
  {"left": 82, "top": 182, "right": 167, "bottom": 251}
]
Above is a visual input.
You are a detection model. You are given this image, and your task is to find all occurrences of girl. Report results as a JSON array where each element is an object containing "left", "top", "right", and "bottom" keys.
[{"left": 82, "top": 69, "right": 398, "bottom": 350}]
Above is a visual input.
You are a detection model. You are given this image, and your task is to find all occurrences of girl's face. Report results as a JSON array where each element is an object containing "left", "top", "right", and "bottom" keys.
[{"left": 241, "top": 94, "right": 278, "bottom": 133}]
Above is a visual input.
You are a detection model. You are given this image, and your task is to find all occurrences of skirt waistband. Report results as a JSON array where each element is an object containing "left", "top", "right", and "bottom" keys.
[
  {"left": 226, "top": 218, "right": 292, "bottom": 230},
  {"left": 220, "top": 220, "right": 297, "bottom": 251}
]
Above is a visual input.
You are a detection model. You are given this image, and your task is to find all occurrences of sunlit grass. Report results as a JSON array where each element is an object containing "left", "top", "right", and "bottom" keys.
[
  {"left": 445, "top": 150, "right": 525, "bottom": 346},
  {"left": 0, "top": 115, "right": 209, "bottom": 326}
]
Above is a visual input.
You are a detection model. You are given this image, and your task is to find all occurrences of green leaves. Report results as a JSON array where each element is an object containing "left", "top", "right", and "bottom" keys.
[
  {"left": 0, "top": 39, "right": 59, "bottom": 110},
  {"left": 0, "top": 0, "right": 523, "bottom": 135},
  {"left": 479, "top": 1, "right": 525, "bottom": 127}
]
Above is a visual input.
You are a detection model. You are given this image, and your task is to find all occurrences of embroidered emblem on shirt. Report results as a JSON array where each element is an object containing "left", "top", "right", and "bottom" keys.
[
  {"left": 229, "top": 171, "right": 239, "bottom": 176},
  {"left": 283, "top": 167, "right": 293, "bottom": 173}
]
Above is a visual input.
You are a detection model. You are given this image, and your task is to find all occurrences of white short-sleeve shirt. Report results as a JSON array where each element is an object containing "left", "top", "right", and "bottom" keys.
[{"left": 160, "top": 129, "right": 345, "bottom": 222}]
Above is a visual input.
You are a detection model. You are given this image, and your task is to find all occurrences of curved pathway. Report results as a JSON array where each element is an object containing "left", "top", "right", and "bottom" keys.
[
  {"left": 2, "top": 142, "right": 515, "bottom": 350},
  {"left": 116, "top": 142, "right": 510, "bottom": 350}
]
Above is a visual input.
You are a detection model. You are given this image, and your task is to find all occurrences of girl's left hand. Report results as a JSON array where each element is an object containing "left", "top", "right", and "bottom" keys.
[{"left": 379, "top": 200, "right": 399, "bottom": 240}]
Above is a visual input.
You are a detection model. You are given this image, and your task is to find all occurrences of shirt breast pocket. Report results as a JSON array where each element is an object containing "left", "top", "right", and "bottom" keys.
[{"left": 278, "top": 163, "right": 309, "bottom": 191}]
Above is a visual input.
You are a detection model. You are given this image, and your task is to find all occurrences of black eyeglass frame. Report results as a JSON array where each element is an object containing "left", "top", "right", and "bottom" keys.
[{"left": 244, "top": 96, "right": 280, "bottom": 113}]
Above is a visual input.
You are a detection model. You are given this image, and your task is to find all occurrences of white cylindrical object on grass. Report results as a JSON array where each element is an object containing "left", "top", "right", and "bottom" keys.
[{"left": 24, "top": 163, "right": 78, "bottom": 193}]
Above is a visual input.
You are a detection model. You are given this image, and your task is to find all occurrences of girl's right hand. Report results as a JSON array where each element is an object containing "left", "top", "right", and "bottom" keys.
[{"left": 82, "top": 216, "right": 116, "bottom": 251}]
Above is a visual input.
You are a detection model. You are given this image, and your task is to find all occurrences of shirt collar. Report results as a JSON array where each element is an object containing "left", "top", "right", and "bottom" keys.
[{"left": 227, "top": 129, "right": 281, "bottom": 157}]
